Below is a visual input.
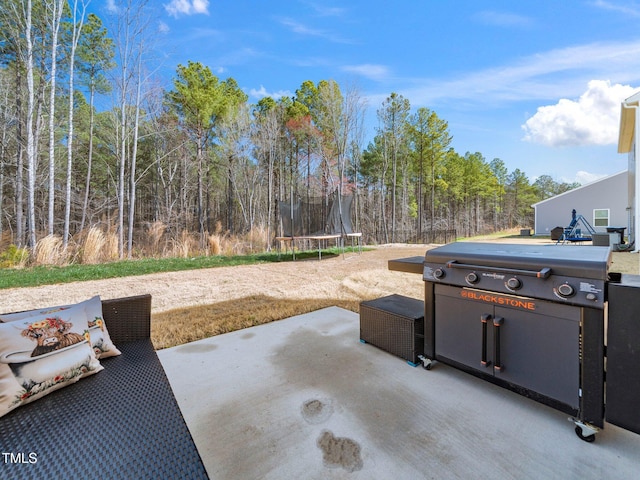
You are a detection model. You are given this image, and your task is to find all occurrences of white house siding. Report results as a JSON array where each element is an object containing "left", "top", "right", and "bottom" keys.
[
  {"left": 618, "top": 91, "right": 640, "bottom": 247},
  {"left": 532, "top": 171, "right": 629, "bottom": 236},
  {"left": 629, "top": 144, "right": 636, "bottom": 241}
]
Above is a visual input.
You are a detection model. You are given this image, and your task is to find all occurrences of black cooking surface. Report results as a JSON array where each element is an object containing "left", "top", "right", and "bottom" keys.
[{"left": 425, "top": 242, "right": 611, "bottom": 280}]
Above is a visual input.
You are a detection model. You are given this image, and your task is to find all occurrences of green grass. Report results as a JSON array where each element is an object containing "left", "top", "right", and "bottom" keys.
[{"left": 0, "top": 246, "right": 364, "bottom": 290}]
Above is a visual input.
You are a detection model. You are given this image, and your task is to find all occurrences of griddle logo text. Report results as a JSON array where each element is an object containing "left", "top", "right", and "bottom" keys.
[{"left": 461, "top": 290, "right": 536, "bottom": 311}]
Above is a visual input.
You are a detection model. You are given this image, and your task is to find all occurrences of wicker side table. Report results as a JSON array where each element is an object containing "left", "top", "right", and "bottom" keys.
[{"left": 359, "top": 294, "right": 425, "bottom": 365}]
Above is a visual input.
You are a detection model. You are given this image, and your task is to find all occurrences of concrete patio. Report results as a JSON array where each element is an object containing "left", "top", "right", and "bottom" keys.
[{"left": 158, "top": 307, "right": 640, "bottom": 480}]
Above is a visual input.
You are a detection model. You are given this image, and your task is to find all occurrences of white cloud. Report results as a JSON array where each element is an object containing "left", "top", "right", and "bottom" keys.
[
  {"left": 575, "top": 170, "right": 608, "bottom": 184},
  {"left": 249, "top": 85, "right": 292, "bottom": 100},
  {"left": 341, "top": 64, "right": 389, "bottom": 82},
  {"left": 590, "top": 0, "right": 640, "bottom": 17},
  {"left": 158, "top": 21, "right": 170, "bottom": 34},
  {"left": 305, "top": 2, "right": 347, "bottom": 17},
  {"left": 192, "top": 0, "right": 209, "bottom": 14},
  {"left": 106, "top": 0, "right": 118, "bottom": 14},
  {"left": 521, "top": 80, "right": 637, "bottom": 147},
  {"left": 277, "top": 17, "right": 353, "bottom": 44},
  {"left": 279, "top": 17, "right": 325, "bottom": 36},
  {"left": 474, "top": 11, "right": 534, "bottom": 28},
  {"left": 165, "top": 0, "right": 210, "bottom": 18},
  {"left": 401, "top": 40, "right": 640, "bottom": 107}
]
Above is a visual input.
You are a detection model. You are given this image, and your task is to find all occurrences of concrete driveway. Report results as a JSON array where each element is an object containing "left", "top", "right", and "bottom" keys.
[{"left": 158, "top": 307, "right": 640, "bottom": 480}]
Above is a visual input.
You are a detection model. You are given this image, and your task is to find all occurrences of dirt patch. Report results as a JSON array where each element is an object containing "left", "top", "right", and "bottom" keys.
[
  {"left": 316, "top": 430, "right": 363, "bottom": 472},
  {"left": 301, "top": 398, "right": 334, "bottom": 424},
  {"left": 0, "top": 244, "right": 431, "bottom": 315}
]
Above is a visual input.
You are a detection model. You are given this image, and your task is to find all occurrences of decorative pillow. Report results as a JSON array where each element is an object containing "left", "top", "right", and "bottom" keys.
[
  {"left": 0, "top": 296, "right": 121, "bottom": 359},
  {"left": 0, "top": 307, "right": 103, "bottom": 418}
]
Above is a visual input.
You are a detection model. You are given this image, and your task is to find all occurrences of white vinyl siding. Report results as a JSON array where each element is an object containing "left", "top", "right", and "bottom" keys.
[{"left": 532, "top": 171, "right": 628, "bottom": 236}]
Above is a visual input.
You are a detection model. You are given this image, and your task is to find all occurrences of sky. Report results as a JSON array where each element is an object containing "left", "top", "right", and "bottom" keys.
[{"left": 98, "top": 0, "right": 640, "bottom": 185}]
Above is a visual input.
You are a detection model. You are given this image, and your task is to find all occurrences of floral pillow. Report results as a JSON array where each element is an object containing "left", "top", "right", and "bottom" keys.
[
  {"left": 0, "top": 307, "right": 103, "bottom": 418},
  {"left": 0, "top": 296, "right": 121, "bottom": 359}
]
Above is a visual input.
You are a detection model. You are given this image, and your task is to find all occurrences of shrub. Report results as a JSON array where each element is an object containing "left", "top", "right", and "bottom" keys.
[
  {"left": 0, "top": 244, "right": 29, "bottom": 268},
  {"left": 105, "top": 227, "right": 119, "bottom": 260},
  {"left": 146, "top": 221, "right": 166, "bottom": 256},
  {"left": 208, "top": 234, "right": 222, "bottom": 255},
  {"left": 171, "top": 230, "right": 198, "bottom": 258},
  {"left": 81, "top": 227, "right": 106, "bottom": 264},
  {"left": 35, "top": 235, "right": 67, "bottom": 265}
]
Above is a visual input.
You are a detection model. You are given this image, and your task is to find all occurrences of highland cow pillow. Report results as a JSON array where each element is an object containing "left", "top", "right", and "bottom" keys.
[
  {"left": 0, "top": 296, "right": 121, "bottom": 359},
  {"left": 0, "top": 308, "right": 103, "bottom": 418}
]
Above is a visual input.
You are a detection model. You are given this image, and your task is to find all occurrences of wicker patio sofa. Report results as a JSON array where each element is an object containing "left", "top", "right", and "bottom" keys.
[{"left": 0, "top": 294, "right": 209, "bottom": 480}]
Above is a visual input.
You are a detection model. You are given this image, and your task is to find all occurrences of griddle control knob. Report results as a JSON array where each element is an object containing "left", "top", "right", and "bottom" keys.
[
  {"left": 433, "top": 268, "right": 446, "bottom": 280},
  {"left": 466, "top": 272, "right": 479, "bottom": 284},
  {"left": 557, "top": 283, "right": 575, "bottom": 298},
  {"left": 506, "top": 277, "right": 522, "bottom": 290}
]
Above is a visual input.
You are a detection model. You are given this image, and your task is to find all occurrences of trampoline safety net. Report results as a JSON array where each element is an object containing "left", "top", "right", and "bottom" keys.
[{"left": 278, "top": 194, "right": 356, "bottom": 237}]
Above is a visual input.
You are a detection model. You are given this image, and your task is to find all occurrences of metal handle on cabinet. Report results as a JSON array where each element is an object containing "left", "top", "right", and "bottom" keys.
[
  {"left": 493, "top": 316, "right": 504, "bottom": 372},
  {"left": 446, "top": 261, "right": 551, "bottom": 279},
  {"left": 481, "top": 314, "right": 491, "bottom": 367}
]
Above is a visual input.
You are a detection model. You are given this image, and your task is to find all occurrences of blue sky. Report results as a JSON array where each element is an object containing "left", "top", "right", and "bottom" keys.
[{"left": 101, "top": 0, "right": 640, "bottom": 185}]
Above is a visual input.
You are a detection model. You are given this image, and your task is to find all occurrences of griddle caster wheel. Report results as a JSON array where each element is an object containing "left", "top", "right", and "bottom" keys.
[
  {"left": 571, "top": 419, "right": 598, "bottom": 443},
  {"left": 418, "top": 355, "right": 433, "bottom": 370}
]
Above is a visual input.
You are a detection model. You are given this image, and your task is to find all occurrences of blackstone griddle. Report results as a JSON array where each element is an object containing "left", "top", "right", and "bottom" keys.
[{"left": 387, "top": 242, "right": 640, "bottom": 442}]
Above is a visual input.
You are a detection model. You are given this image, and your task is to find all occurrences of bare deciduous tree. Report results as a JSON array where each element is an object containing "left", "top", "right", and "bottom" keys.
[
  {"left": 45, "top": 0, "right": 65, "bottom": 236},
  {"left": 61, "top": 0, "right": 88, "bottom": 249},
  {"left": 107, "top": 0, "right": 151, "bottom": 258}
]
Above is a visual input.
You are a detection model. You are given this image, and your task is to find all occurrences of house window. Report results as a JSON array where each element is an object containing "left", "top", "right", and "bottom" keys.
[{"left": 593, "top": 209, "right": 609, "bottom": 227}]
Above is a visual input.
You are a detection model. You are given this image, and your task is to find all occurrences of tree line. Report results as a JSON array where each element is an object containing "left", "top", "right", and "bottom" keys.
[{"left": 0, "top": 1, "right": 579, "bottom": 260}]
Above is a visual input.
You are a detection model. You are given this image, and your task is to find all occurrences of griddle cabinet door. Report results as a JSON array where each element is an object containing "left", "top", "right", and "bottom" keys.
[
  {"left": 606, "top": 275, "right": 640, "bottom": 435},
  {"left": 434, "top": 285, "right": 494, "bottom": 373},
  {"left": 434, "top": 284, "right": 580, "bottom": 409},
  {"left": 493, "top": 305, "right": 580, "bottom": 410}
]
